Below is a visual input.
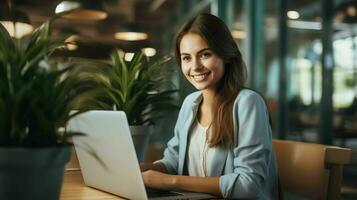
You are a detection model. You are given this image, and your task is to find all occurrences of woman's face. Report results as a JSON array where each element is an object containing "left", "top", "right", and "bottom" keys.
[{"left": 179, "top": 33, "right": 225, "bottom": 92}]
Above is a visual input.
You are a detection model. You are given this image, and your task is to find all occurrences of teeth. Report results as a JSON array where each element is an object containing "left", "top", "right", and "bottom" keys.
[{"left": 192, "top": 73, "right": 208, "bottom": 81}]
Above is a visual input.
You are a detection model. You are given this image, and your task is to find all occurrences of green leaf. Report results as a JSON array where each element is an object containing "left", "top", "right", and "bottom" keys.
[
  {"left": 0, "top": 17, "right": 107, "bottom": 147},
  {"left": 97, "top": 50, "right": 179, "bottom": 125}
]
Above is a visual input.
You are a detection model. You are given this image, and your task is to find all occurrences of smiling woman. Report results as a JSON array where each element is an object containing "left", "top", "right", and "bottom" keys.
[{"left": 140, "top": 13, "right": 280, "bottom": 199}]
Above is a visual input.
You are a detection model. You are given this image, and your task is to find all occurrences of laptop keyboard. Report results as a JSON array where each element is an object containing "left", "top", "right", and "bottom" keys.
[{"left": 146, "top": 187, "right": 183, "bottom": 198}]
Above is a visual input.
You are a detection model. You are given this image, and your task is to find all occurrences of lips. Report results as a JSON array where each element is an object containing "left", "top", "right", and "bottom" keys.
[{"left": 190, "top": 72, "right": 210, "bottom": 82}]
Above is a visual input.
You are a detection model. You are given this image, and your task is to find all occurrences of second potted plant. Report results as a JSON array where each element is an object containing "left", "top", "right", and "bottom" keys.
[{"left": 97, "top": 51, "right": 179, "bottom": 162}]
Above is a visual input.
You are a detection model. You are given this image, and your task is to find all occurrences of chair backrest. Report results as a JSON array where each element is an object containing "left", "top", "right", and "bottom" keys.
[{"left": 273, "top": 139, "right": 351, "bottom": 200}]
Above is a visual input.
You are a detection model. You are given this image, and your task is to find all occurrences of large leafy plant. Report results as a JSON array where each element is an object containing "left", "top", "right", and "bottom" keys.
[
  {"left": 0, "top": 18, "right": 102, "bottom": 147},
  {"left": 97, "top": 51, "right": 179, "bottom": 125}
]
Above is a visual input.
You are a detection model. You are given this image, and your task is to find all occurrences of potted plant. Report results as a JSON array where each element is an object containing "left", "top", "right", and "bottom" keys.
[
  {"left": 96, "top": 51, "right": 179, "bottom": 162},
  {"left": 0, "top": 17, "right": 101, "bottom": 199}
]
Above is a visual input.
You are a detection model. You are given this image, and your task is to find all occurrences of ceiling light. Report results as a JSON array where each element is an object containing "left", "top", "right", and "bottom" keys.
[
  {"left": 114, "top": 23, "right": 148, "bottom": 41},
  {"left": 231, "top": 30, "right": 246, "bottom": 39},
  {"left": 334, "top": 11, "right": 345, "bottom": 23},
  {"left": 287, "top": 11, "right": 300, "bottom": 19},
  {"left": 142, "top": 47, "right": 156, "bottom": 57},
  {"left": 0, "top": 9, "right": 34, "bottom": 38},
  {"left": 66, "top": 43, "right": 78, "bottom": 51},
  {"left": 55, "top": 1, "right": 80, "bottom": 13},
  {"left": 347, "top": 5, "right": 357, "bottom": 17},
  {"left": 65, "top": 35, "right": 80, "bottom": 51},
  {"left": 60, "top": 28, "right": 80, "bottom": 51},
  {"left": 114, "top": 32, "right": 148, "bottom": 41},
  {"left": 124, "top": 52, "right": 135, "bottom": 62},
  {"left": 117, "top": 49, "right": 125, "bottom": 58},
  {"left": 55, "top": 0, "right": 107, "bottom": 20},
  {"left": 334, "top": 1, "right": 357, "bottom": 23},
  {"left": 287, "top": 20, "right": 321, "bottom": 30}
]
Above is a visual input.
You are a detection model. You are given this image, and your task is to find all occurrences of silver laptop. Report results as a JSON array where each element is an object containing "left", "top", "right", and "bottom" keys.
[{"left": 67, "top": 110, "right": 215, "bottom": 200}]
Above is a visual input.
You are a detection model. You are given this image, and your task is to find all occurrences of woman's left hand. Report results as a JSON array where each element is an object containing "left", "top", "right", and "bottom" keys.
[{"left": 142, "top": 170, "right": 176, "bottom": 190}]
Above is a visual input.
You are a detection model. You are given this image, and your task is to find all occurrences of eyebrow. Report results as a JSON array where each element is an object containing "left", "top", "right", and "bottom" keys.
[{"left": 180, "top": 48, "right": 211, "bottom": 56}]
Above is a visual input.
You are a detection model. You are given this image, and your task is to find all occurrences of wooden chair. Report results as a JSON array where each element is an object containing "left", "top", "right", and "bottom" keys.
[{"left": 273, "top": 139, "right": 352, "bottom": 200}]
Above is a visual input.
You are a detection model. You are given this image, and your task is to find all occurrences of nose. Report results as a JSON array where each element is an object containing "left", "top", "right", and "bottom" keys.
[{"left": 192, "top": 58, "right": 204, "bottom": 71}]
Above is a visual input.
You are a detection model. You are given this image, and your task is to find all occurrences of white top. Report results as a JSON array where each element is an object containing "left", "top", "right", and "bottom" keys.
[{"left": 187, "top": 118, "right": 215, "bottom": 177}]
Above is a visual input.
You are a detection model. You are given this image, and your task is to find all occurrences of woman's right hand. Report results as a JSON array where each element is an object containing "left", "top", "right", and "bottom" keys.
[{"left": 142, "top": 170, "right": 177, "bottom": 190}]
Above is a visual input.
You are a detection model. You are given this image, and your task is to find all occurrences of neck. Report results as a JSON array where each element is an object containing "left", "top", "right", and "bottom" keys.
[
  {"left": 196, "top": 89, "right": 217, "bottom": 127},
  {"left": 201, "top": 89, "right": 217, "bottom": 109}
]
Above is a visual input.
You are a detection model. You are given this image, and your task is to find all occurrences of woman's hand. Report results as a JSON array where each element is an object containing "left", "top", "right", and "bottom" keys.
[
  {"left": 142, "top": 170, "right": 176, "bottom": 190},
  {"left": 143, "top": 171, "right": 221, "bottom": 197}
]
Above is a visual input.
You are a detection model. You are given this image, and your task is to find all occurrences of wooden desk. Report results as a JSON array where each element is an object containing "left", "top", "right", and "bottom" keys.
[
  {"left": 61, "top": 144, "right": 165, "bottom": 199},
  {"left": 60, "top": 171, "right": 125, "bottom": 200}
]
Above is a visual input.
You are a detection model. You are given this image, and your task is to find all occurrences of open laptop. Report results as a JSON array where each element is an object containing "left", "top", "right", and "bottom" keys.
[{"left": 66, "top": 111, "right": 215, "bottom": 200}]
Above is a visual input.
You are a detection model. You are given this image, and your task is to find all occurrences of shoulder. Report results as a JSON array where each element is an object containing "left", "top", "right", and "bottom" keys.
[
  {"left": 181, "top": 91, "right": 202, "bottom": 108},
  {"left": 234, "top": 89, "right": 266, "bottom": 106},
  {"left": 176, "top": 91, "right": 202, "bottom": 120},
  {"left": 233, "top": 89, "right": 269, "bottom": 118}
]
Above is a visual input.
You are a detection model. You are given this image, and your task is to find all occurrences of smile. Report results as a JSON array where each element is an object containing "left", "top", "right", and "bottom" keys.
[{"left": 190, "top": 72, "right": 210, "bottom": 82}]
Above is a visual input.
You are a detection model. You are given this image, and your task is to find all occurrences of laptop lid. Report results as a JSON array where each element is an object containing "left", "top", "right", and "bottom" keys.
[
  {"left": 67, "top": 111, "right": 215, "bottom": 200},
  {"left": 67, "top": 111, "right": 148, "bottom": 200}
]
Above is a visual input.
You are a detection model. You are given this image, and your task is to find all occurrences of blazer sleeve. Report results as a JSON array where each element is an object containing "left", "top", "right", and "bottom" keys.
[{"left": 219, "top": 92, "right": 273, "bottom": 199}]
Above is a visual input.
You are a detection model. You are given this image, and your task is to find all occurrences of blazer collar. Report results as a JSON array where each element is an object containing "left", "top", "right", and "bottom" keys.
[{"left": 178, "top": 93, "right": 201, "bottom": 175}]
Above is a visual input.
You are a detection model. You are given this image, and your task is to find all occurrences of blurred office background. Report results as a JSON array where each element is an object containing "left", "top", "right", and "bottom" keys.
[{"left": 1, "top": 0, "right": 356, "bottom": 199}]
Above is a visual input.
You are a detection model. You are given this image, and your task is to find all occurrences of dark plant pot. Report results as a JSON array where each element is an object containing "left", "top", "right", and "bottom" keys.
[
  {"left": 0, "top": 146, "right": 71, "bottom": 200},
  {"left": 130, "top": 126, "right": 151, "bottom": 162}
]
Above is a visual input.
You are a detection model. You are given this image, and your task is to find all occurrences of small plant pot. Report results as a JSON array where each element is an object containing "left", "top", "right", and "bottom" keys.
[{"left": 0, "top": 146, "right": 72, "bottom": 200}]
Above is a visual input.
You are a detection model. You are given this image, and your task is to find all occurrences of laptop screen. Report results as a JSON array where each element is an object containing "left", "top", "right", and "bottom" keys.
[{"left": 67, "top": 111, "right": 148, "bottom": 200}]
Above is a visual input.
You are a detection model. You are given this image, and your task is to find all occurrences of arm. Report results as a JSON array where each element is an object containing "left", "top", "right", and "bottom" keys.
[
  {"left": 219, "top": 92, "right": 274, "bottom": 198},
  {"left": 142, "top": 170, "right": 221, "bottom": 197},
  {"left": 142, "top": 93, "right": 223, "bottom": 195},
  {"left": 143, "top": 92, "right": 273, "bottom": 198},
  {"left": 140, "top": 162, "right": 167, "bottom": 173}
]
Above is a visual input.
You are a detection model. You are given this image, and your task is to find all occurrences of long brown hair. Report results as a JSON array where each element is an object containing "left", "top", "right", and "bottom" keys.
[{"left": 173, "top": 13, "right": 247, "bottom": 148}]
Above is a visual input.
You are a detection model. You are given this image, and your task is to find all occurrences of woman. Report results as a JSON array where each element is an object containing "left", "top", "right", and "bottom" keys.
[{"left": 141, "top": 13, "right": 279, "bottom": 199}]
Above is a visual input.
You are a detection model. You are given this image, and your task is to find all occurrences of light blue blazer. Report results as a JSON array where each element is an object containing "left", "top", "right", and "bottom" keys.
[{"left": 156, "top": 89, "right": 279, "bottom": 199}]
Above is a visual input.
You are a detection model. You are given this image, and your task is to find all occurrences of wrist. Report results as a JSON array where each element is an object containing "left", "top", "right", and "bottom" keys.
[{"left": 169, "top": 175, "right": 179, "bottom": 189}]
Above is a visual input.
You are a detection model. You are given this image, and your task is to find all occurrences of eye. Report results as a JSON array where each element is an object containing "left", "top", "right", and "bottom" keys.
[
  {"left": 181, "top": 55, "right": 191, "bottom": 62},
  {"left": 200, "top": 52, "right": 211, "bottom": 59}
]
